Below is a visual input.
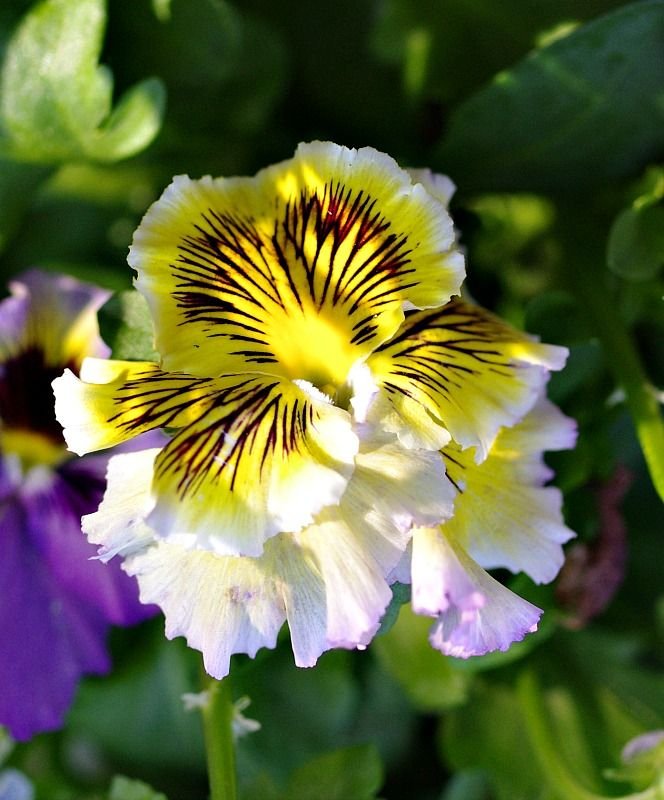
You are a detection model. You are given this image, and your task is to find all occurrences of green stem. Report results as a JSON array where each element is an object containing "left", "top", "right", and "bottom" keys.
[
  {"left": 517, "top": 671, "right": 661, "bottom": 800},
  {"left": 201, "top": 670, "right": 237, "bottom": 800},
  {"left": 559, "top": 217, "right": 664, "bottom": 502}
]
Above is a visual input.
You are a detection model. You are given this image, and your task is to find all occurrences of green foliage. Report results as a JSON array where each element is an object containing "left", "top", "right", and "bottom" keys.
[
  {"left": 108, "top": 776, "right": 168, "bottom": 800},
  {"left": 99, "top": 290, "right": 159, "bottom": 361},
  {"left": 68, "top": 633, "right": 206, "bottom": 775},
  {"left": 607, "top": 171, "right": 664, "bottom": 281},
  {"left": 284, "top": 744, "right": 383, "bottom": 800},
  {"left": 435, "top": 1, "right": 664, "bottom": 193},
  {"left": 374, "top": 605, "right": 470, "bottom": 712},
  {"left": 0, "top": 0, "right": 165, "bottom": 164}
]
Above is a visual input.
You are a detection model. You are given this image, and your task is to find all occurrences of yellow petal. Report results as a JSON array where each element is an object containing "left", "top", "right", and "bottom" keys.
[
  {"left": 53, "top": 358, "right": 218, "bottom": 455},
  {"left": 369, "top": 299, "right": 567, "bottom": 460},
  {"left": 441, "top": 398, "right": 576, "bottom": 583},
  {"left": 130, "top": 141, "right": 464, "bottom": 389},
  {"left": 148, "top": 375, "right": 358, "bottom": 556}
]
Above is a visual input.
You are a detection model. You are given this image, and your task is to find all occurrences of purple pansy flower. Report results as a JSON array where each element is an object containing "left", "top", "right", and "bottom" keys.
[{"left": 0, "top": 270, "right": 154, "bottom": 742}]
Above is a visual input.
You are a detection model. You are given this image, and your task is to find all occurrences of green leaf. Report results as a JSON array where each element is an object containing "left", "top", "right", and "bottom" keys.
[
  {"left": 376, "top": 581, "right": 410, "bottom": 637},
  {"left": 372, "top": 0, "right": 625, "bottom": 105},
  {"left": 373, "top": 604, "right": 470, "bottom": 712},
  {"left": 68, "top": 633, "right": 205, "bottom": 773},
  {"left": 235, "top": 648, "right": 358, "bottom": 784},
  {"left": 285, "top": 744, "right": 383, "bottom": 800},
  {"left": 607, "top": 203, "right": 664, "bottom": 281},
  {"left": 442, "top": 682, "right": 546, "bottom": 800},
  {"left": 435, "top": 1, "right": 664, "bottom": 193},
  {"left": 0, "top": 0, "right": 165, "bottom": 164},
  {"left": 98, "top": 290, "right": 159, "bottom": 361},
  {"left": 108, "top": 776, "right": 168, "bottom": 800},
  {"left": 525, "top": 290, "right": 592, "bottom": 347}
]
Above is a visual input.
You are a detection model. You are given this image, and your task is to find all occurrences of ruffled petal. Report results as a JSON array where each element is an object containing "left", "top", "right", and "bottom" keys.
[
  {"left": 408, "top": 169, "right": 456, "bottom": 209},
  {"left": 410, "top": 528, "right": 542, "bottom": 658},
  {"left": 285, "top": 516, "right": 393, "bottom": 664},
  {"left": 53, "top": 359, "right": 217, "bottom": 455},
  {"left": 368, "top": 299, "right": 568, "bottom": 460},
  {"left": 339, "top": 423, "right": 456, "bottom": 574},
  {"left": 149, "top": 375, "right": 357, "bottom": 555},
  {"left": 85, "top": 449, "right": 394, "bottom": 676},
  {"left": 123, "top": 515, "right": 393, "bottom": 677},
  {"left": 125, "top": 541, "right": 285, "bottom": 679},
  {"left": 72, "top": 371, "right": 358, "bottom": 556},
  {"left": 130, "top": 141, "right": 464, "bottom": 382},
  {"left": 82, "top": 448, "right": 161, "bottom": 562},
  {"left": 442, "top": 397, "right": 577, "bottom": 584}
]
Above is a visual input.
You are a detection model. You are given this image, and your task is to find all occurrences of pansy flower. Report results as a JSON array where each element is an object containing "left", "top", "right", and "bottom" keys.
[
  {"left": 0, "top": 270, "right": 154, "bottom": 741},
  {"left": 54, "top": 142, "right": 570, "bottom": 677}
]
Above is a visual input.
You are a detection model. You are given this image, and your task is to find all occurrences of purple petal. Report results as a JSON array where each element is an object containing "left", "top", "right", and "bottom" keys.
[
  {"left": 0, "top": 452, "right": 156, "bottom": 741},
  {"left": 0, "top": 501, "right": 110, "bottom": 741},
  {"left": 0, "top": 269, "right": 110, "bottom": 363},
  {"left": 27, "top": 456, "right": 156, "bottom": 626}
]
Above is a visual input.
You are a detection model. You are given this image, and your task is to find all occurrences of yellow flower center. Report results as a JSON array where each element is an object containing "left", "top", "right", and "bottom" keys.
[
  {"left": 267, "top": 304, "right": 359, "bottom": 395},
  {"left": 1, "top": 427, "right": 67, "bottom": 469}
]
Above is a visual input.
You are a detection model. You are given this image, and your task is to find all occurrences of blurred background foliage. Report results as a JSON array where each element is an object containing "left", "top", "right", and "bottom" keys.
[{"left": 0, "top": 0, "right": 662, "bottom": 798}]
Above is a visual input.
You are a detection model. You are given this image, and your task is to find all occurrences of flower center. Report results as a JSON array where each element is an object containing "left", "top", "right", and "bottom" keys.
[
  {"left": 0, "top": 345, "right": 73, "bottom": 468},
  {"left": 0, "top": 427, "right": 67, "bottom": 469},
  {"left": 268, "top": 304, "right": 360, "bottom": 396}
]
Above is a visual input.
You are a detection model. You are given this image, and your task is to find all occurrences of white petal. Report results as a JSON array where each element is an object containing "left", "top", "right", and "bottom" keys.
[
  {"left": 341, "top": 427, "right": 455, "bottom": 574},
  {"left": 442, "top": 396, "right": 576, "bottom": 584},
  {"left": 82, "top": 448, "right": 160, "bottom": 561},
  {"left": 411, "top": 529, "right": 541, "bottom": 658},
  {"left": 408, "top": 169, "right": 456, "bottom": 208},
  {"left": 289, "top": 516, "right": 393, "bottom": 660},
  {"left": 125, "top": 542, "right": 285, "bottom": 679}
]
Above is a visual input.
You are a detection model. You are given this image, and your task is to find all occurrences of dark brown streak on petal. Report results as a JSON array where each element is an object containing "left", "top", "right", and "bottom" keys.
[{"left": 154, "top": 378, "right": 313, "bottom": 500}]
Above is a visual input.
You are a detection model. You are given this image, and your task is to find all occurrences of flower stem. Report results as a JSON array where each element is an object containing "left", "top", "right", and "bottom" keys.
[
  {"left": 558, "top": 212, "right": 664, "bottom": 502},
  {"left": 201, "top": 671, "right": 237, "bottom": 800}
]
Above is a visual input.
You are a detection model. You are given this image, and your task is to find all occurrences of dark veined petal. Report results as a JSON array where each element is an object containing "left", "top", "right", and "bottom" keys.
[
  {"left": 368, "top": 299, "right": 568, "bottom": 460},
  {"left": 148, "top": 376, "right": 358, "bottom": 555},
  {"left": 130, "top": 141, "right": 464, "bottom": 386},
  {"left": 53, "top": 359, "right": 220, "bottom": 455},
  {"left": 56, "top": 362, "right": 358, "bottom": 556}
]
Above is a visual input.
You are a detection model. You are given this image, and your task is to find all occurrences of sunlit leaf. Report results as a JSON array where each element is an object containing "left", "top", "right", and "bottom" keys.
[
  {"left": 98, "top": 290, "right": 159, "bottom": 361},
  {"left": 374, "top": 605, "right": 470, "bottom": 712},
  {"left": 0, "top": 0, "right": 165, "bottom": 164},
  {"left": 435, "top": 1, "right": 664, "bottom": 192}
]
